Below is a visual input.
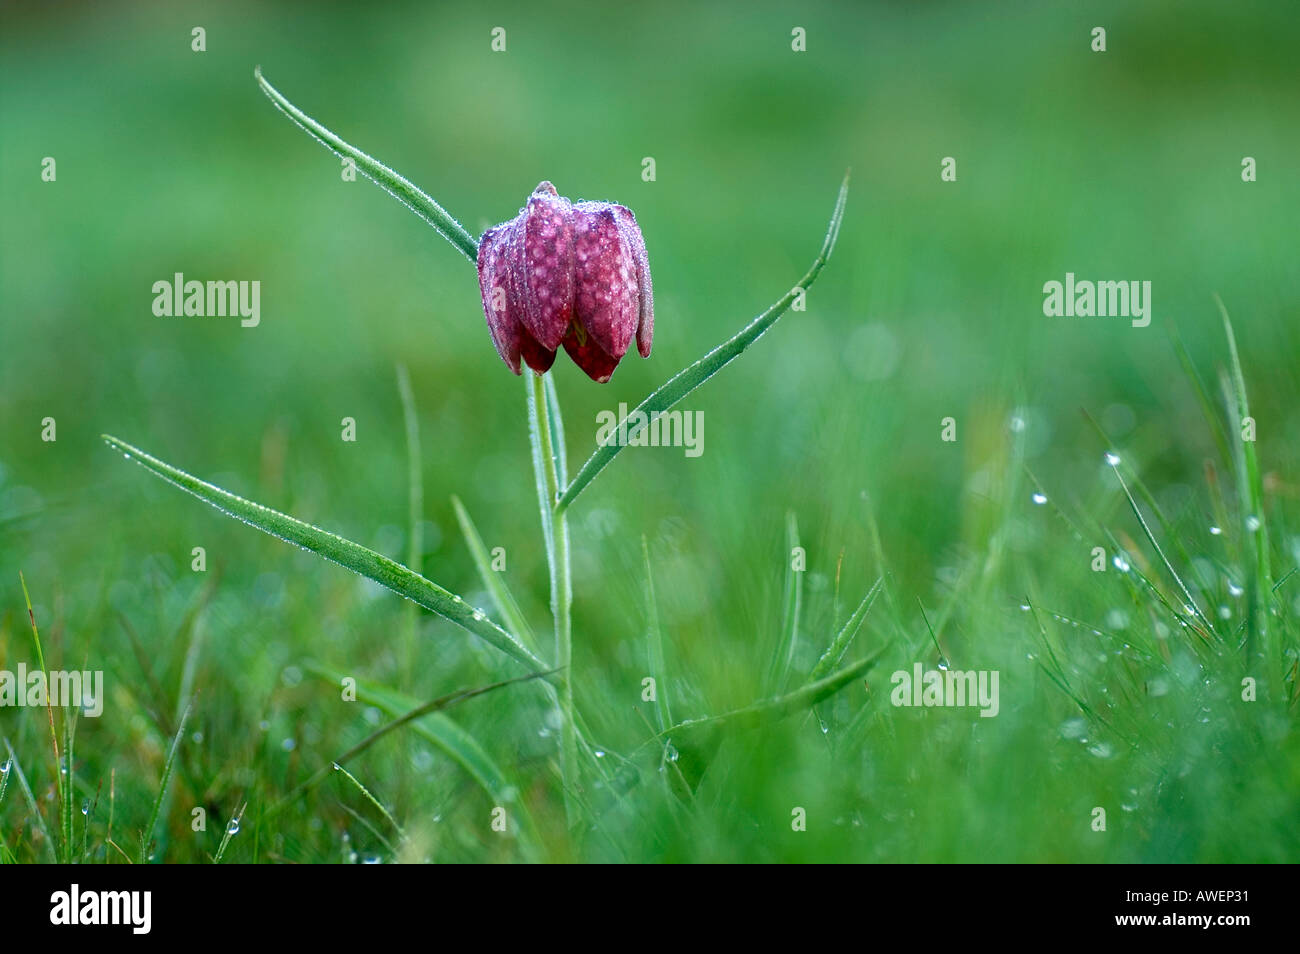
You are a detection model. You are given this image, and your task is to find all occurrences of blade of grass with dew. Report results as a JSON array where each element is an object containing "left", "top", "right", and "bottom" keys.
[
  {"left": 255, "top": 68, "right": 478, "bottom": 262},
  {"left": 2, "top": 740, "right": 56, "bottom": 862},
  {"left": 283, "top": 663, "right": 554, "bottom": 809},
  {"left": 17, "top": 572, "right": 63, "bottom": 851},
  {"left": 1217, "top": 296, "right": 1273, "bottom": 653},
  {"left": 556, "top": 171, "right": 850, "bottom": 513},
  {"left": 765, "top": 511, "right": 803, "bottom": 694},
  {"left": 333, "top": 762, "right": 405, "bottom": 846},
  {"left": 102, "top": 435, "right": 544, "bottom": 671},
  {"left": 212, "top": 801, "right": 246, "bottom": 864},
  {"left": 808, "top": 576, "right": 883, "bottom": 682},
  {"left": 452, "top": 495, "right": 539, "bottom": 655},
  {"left": 642, "top": 536, "right": 672, "bottom": 730},
  {"left": 61, "top": 706, "right": 74, "bottom": 863},
  {"left": 659, "top": 647, "right": 887, "bottom": 742},
  {"left": 139, "top": 701, "right": 190, "bottom": 863},
  {"left": 304, "top": 663, "right": 544, "bottom": 857},
  {"left": 1111, "top": 463, "right": 1215, "bottom": 640},
  {"left": 0, "top": 754, "right": 10, "bottom": 811},
  {"left": 302, "top": 665, "right": 529, "bottom": 806}
]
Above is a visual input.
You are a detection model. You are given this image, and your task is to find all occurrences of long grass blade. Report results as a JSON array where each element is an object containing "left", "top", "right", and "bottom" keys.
[
  {"left": 103, "top": 435, "right": 544, "bottom": 671},
  {"left": 306, "top": 664, "right": 543, "bottom": 857},
  {"left": 255, "top": 68, "right": 478, "bottom": 262},
  {"left": 2, "top": 739, "right": 57, "bottom": 862},
  {"left": 659, "top": 646, "right": 886, "bottom": 741},
  {"left": 139, "top": 701, "right": 190, "bottom": 863},
  {"left": 765, "top": 512, "right": 803, "bottom": 694},
  {"left": 556, "top": 171, "right": 850, "bottom": 513},
  {"left": 1216, "top": 296, "right": 1273, "bottom": 651},
  {"left": 641, "top": 536, "right": 672, "bottom": 730},
  {"left": 451, "top": 495, "right": 539, "bottom": 654}
]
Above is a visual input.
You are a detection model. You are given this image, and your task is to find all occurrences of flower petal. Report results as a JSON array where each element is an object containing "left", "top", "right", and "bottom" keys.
[
  {"left": 517, "top": 182, "right": 575, "bottom": 352},
  {"left": 476, "top": 222, "right": 523, "bottom": 374},
  {"left": 561, "top": 319, "right": 621, "bottom": 384},
  {"left": 612, "top": 205, "right": 653, "bottom": 357},
  {"left": 520, "top": 331, "right": 557, "bottom": 374},
  {"left": 572, "top": 203, "right": 638, "bottom": 362}
]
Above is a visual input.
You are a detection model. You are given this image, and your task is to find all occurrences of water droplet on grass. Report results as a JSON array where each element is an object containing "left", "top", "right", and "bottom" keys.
[
  {"left": 1105, "top": 452, "right": 1121, "bottom": 466},
  {"left": 1209, "top": 525, "right": 1222, "bottom": 535},
  {"left": 1031, "top": 492, "right": 1047, "bottom": 505},
  {"left": 1060, "top": 718, "right": 1087, "bottom": 740},
  {"left": 81, "top": 799, "right": 90, "bottom": 816},
  {"left": 1112, "top": 554, "right": 1130, "bottom": 572},
  {"left": 1246, "top": 515, "right": 1261, "bottom": 532},
  {"left": 226, "top": 817, "right": 240, "bottom": 835},
  {"left": 1088, "top": 742, "right": 1113, "bottom": 758}
]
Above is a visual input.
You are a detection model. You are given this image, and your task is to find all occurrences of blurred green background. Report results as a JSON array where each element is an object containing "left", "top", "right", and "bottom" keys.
[{"left": 1, "top": 0, "right": 1297, "bottom": 862}]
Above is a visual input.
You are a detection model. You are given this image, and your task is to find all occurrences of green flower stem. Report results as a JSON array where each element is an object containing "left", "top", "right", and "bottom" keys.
[
  {"left": 532, "top": 373, "right": 577, "bottom": 825},
  {"left": 255, "top": 68, "right": 479, "bottom": 262}
]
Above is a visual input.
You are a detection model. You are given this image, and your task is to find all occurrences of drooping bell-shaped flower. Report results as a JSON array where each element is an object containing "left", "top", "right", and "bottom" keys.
[{"left": 476, "top": 182, "right": 653, "bottom": 382}]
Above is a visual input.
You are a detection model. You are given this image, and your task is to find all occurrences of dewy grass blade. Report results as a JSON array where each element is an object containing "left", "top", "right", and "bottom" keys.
[
  {"left": 556, "top": 171, "right": 850, "bottom": 514},
  {"left": 658, "top": 647, "right": 885, "bottom": 741},
  {"left": 809, "top": 576, "right": 883, "bottom": 682},
  {"left": 255, "top": 68, "right": 478, "bottom": 262},
  {"left": 452, "top": 495, "right": 540, "bottom": 654},
  {"left": 641, "top": 536, "right": 673, "bottom": 730},
  {"left": 332, "top": 762, "right": 406, "bottom": 845},
  {"left": 3, "top": 739, "right": 57, "bottom": 862},
  {"left": 1217, "top": 296, "right": 1273, "bottom": 651},
  {"left": 765, "top": 512, "right": 803, "bottom": 694},
  {"left": 103, "top": 435, "right": 545, "bottom": 671},
  {"left": 140, "top": 701, "right": 190, "bottom": 863},
  {"left": 307, "top": 663, "right": 544, "bottom": 858}
]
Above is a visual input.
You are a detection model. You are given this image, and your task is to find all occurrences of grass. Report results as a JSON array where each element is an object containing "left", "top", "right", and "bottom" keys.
[{"left": 2, "top": 0, "right": 1298, "bottom": 864}]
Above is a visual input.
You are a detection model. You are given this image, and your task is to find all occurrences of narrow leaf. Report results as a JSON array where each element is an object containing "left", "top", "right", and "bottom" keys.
[
  {"left": 2, "top": 739, "right": 57, "bottom": 862},
  {"left": 765, "top": 512, "right": 803, "bottom": 694},
  {"left": 556, "top": 171, "right": 850, "bottom": 513},
  {"left": 809, "top": 576, "right": 882, "bottom": 682},
  {"left": 1217, "top": 295, "right": 1272, "bottom": 649},
  {"left": 140, "top": 701, "right": 190, "bottom": 863},
  {"left": 642, "top": 536, "right": 672, "bottom": 730},
  {"left": 255, "top": 68, "right": 478, "bottom": 262},
  {"left": 103, "top": 435, "right": 544, "bottom": 671},
  {"left": 451, "top": 495, "right": 540, "bottom": 654},
  {"left": 659, "top": 646, "right": 885, "bottom": 741}
]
